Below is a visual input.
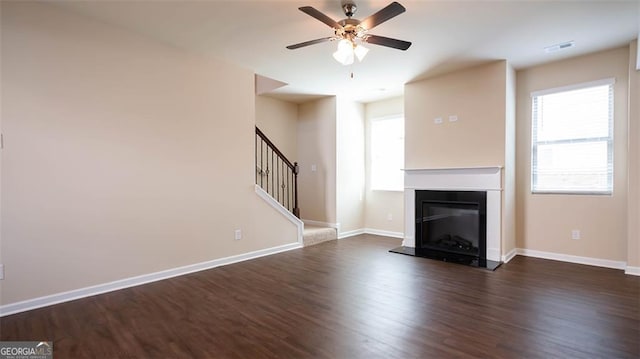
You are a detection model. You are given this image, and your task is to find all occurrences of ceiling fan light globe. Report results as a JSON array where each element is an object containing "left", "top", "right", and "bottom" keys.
[
  {"left": 333, "top": 49, "right": 354, "bottom": 65},
  {"left": 354, "top": 44, "right": 369, "bottom": 62},
  {"left": 333, "top": 39, "right": 355, "bottom": 65},
  {"left": 336, "top": 39, "right": 352, "bottom": 52}
]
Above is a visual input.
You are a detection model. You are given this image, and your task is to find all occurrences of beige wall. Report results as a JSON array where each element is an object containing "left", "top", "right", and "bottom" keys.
[
  {"left": 405, "top": 61, "right": 507, "bottom": 169},
  {"left": 364, "top": 97, "right": 404, "bottom": 234},
  {"left": 628, "top": 40, "right": 639, "bottom": 268},
  {"left": 515, "top": 46, "right": 630, "bottom": 262},
  {"left": 0, "top": 2, "right": 297, "bottom": 305},
  {"left": 255, "top": 95, "right": 298, "bottom": 162},
  {"left": 297, "top": 97, "right": 337, "bottom": 223},
  {"left": 336, "top": 98, "right": 365, "bottom": 233}
]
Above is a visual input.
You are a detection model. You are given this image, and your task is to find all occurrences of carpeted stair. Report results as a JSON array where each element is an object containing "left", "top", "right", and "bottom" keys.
[{"left": 303, "top": 225, "right": 337, "bottom": 247}]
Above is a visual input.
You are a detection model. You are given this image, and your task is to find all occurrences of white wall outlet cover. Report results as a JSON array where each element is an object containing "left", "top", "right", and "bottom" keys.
[
  {"left": 234, "top": 229, "right": 242, "bottom": 240},
  {"left": 434, "top": 117, "right": 443, "bottom": 124},
  {"left": 449, "top": 115, "right": 458, "bottom": 122},
  {"left": 571, "top": 230, "right": 580, "bottom": 240},
  {"left": 0, "top": 264, "right": 4, "bottom": 280},
  {"left": 311, "top": 164, "right": 317, "bottom": 172}
]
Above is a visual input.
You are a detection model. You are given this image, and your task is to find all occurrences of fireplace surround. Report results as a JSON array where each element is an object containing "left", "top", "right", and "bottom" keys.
[{"left": 391, "top": 167, "right": 503, "bottom": 270}]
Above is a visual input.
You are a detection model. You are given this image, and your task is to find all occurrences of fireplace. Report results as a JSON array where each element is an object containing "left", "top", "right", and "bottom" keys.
[
  {"left": 390, "top": 167, "right": 504, "bottom": 270},
  {"left": 415, "top": 190, "right": 487, "bottom": 266}
]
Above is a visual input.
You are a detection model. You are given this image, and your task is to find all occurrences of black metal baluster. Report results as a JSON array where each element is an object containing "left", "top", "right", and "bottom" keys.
[
  {"left": 277, "top": 156, "right": 280, "bottom": 203},
  {"left": 280, "top": 159, "right": 284, "bottom": 205},
  {"left": 286, "top": 165, "right": 290, "bottom": 211},
  {"left": 293, "top": 162, "right": 299, "bottom": 217},
  {"left": 255, "top": 127, "right": 299, "bottom": 218}
]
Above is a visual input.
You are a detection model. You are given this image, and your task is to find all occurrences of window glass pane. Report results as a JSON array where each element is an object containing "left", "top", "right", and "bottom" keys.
[
  {"left": 531, "top": 81, "right": 613, "bottom": 194},
  {"left": 536, "top": 85, "right": 610, "bottom": 142},
  {"left": 535, "top": 141, "right": 610, "bottom": 192},
  {"left": 371, "top": 117, "right": 404, "bottom": 191}
]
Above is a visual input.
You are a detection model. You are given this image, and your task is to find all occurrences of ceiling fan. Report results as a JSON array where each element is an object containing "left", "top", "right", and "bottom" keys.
[{"left": 286, "top": 1, "right": 412, "bottom": 65}]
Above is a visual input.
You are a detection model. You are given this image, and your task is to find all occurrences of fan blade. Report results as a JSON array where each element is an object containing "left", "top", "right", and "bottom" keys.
[
  {"left": 286, "top": 37, "right": 333, "bottom": 50},
  {"left": 299, "top": 6, "right": 343, "bottom": 29},
  {"left": 360, "top": 2, "right": 406, "bottom": 30},
  {"left": 366, "top": 35, "right": 411, "bottom": 50}
]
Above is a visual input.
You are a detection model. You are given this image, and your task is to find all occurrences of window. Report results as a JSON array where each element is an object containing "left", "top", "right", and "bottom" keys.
[
  {"left": 371, "top": 116, "right": 404, "bottom": 191},
  {"left": 531, "top": 78, "right": 614, "bottom": 194}
]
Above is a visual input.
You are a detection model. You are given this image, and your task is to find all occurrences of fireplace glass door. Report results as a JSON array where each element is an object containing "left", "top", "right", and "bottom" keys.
[{"left": 420, "top": 201, "right": 479, "bottom": 257}]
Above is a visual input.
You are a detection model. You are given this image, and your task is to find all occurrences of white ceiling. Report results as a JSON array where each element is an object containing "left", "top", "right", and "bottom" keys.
[{"left": 53, "top": 0, "right": 639, "bottom": 103}]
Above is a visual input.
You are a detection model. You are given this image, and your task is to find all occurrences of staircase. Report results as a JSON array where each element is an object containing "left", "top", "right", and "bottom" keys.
[{"left": 256, "top": 126, "right": 337, "bottom": 246}]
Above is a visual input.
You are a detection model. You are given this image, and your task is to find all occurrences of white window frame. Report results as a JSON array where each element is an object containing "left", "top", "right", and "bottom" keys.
[
  {"left": 370, "top": 115, "right": 405, "bottom": 192},
  {"left": 530, "top": 78, "right": 615, "bottom": 195}
]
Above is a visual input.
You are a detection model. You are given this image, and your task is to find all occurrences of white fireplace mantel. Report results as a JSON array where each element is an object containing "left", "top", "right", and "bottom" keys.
[
  {"left": 404, "top": 166, "right": 503, "bottom": 262},
  {"left": 404, "top": 166, "right": 502, "bottom": 191}
]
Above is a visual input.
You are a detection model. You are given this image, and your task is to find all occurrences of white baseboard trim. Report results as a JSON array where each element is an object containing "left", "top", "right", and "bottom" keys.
[
  {"left": 255, "top": 185, "right": 303, "bottom": 244},
  {"left": 502, "top": 248, "right": 517, "bottom": 263},
  {"left": 625, "top": 266, "right": 640, "bottom": 276},
  {"left": 516, "top": 248, "right": 626, "bottom": 270},
  {"left": 338, "top": 229, "right": 365, "bottom": 239},
  {"left": 336, "top": 228, "right": 404, "bottom": 240},
  {"left": 0, "top": 241, "right": 302, "bottom": 317},
  {"left": 364, "top": 228, "right": 404, "bottom": 239}
]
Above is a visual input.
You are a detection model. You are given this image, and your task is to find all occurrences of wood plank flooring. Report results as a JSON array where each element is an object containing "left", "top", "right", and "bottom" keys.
[{"left": 1, "top": 234, "right": 639, "bottom": 358}]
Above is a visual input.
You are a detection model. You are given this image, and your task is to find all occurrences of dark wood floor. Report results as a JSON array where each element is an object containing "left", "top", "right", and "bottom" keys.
[{"left": 2, "top": 234, "right": 639, "bottom": 358}]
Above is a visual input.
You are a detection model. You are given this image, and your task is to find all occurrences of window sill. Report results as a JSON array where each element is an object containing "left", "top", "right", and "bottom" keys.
[{"left": 532, "top": 191, "right": 612, "bottom": 196}]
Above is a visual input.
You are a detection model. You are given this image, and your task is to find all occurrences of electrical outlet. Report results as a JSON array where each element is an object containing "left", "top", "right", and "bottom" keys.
[
  {"left": 571, "top": 230, "right": 580, "bottom": 240},
  {"left": 234, "top": 229, "right": 242, "bottom": 241},
  {"left": 0, "top": 264, "right": 4, "bottom": 280},
  {"left": 434, "top": 117, "right": 443, "bottom": 124},
  {"left": 449, "top": 115, "right": 458, "bottom": 122},
  {"left": 387, "top": 213, "right": 393, "bottom": 221}
]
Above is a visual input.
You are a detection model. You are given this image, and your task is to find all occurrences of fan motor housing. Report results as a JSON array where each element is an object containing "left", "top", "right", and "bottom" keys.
[
  {"left": 339, "top": 18, "right": 361, "bottom": 29},
  {"left": 336, "top": 18, "right": 364, "bottom": 39}
]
